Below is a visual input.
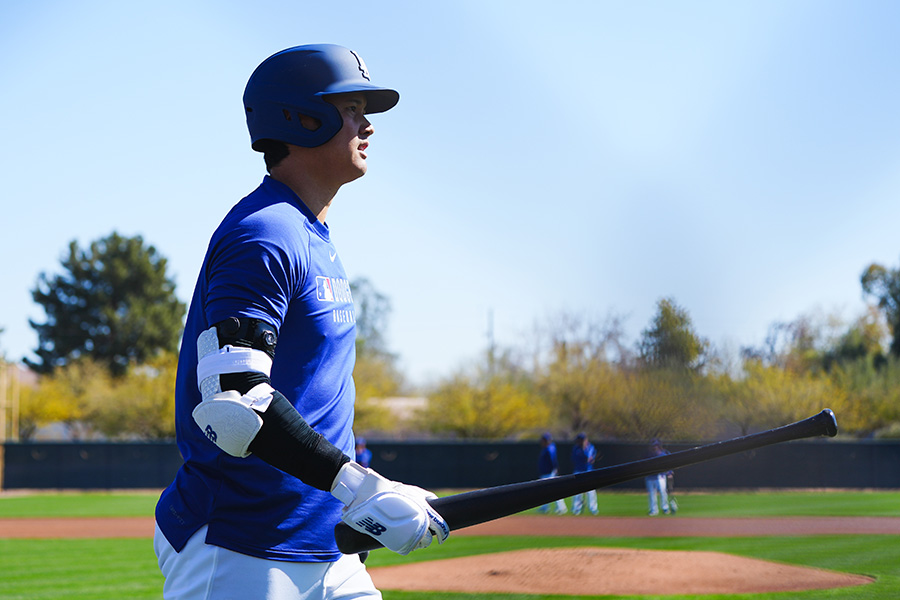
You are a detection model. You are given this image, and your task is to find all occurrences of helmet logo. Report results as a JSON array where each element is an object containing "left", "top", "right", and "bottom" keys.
[{"left": 349, "top": 50, "right": 370, "bottom": 81}]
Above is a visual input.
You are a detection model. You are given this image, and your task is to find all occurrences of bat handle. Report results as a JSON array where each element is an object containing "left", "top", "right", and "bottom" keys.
[{"left": 334, "top": 520, "right": 384, "bottom": 554}]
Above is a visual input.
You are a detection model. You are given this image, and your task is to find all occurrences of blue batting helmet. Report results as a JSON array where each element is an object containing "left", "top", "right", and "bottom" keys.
[{"left": 243, "top": 44, "right": 399, "bottom": 149}]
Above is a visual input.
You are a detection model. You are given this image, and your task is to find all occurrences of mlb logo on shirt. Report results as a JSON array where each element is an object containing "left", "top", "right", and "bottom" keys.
[{"left": 316, "top": 276, "right": 335, "bottom": 301}]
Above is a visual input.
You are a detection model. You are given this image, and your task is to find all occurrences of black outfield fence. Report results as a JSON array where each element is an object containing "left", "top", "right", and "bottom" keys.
[
  {"left": 2, "top": 438, "right": 899, "bottom": 491},
  {"left": 2, "top": 442, "right": 183, "bottom": 490}
]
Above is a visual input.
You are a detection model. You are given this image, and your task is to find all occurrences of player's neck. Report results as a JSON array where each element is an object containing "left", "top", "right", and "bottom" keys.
[{"left": 271, "top": 169, "right": 337, "bottom": 223}]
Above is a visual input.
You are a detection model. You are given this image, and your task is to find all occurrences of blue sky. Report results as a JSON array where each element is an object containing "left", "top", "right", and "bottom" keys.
[{"left": 2, "top": 1, "right": 900, "bottom": 386}]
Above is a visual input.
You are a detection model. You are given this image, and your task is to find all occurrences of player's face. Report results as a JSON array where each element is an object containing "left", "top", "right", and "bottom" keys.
[{"left": 318, "top": 93, "right": 373, "bottom": 185}]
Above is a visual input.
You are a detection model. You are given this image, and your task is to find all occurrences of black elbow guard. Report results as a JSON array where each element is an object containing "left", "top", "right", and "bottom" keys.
[{"left": 248, "top": 390, "right": 351, "bottom": 491}]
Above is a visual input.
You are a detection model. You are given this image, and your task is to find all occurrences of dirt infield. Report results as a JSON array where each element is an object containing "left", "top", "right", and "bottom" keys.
[
  {"left": 4, "top": 514, "right": 900, "bottom": 539},
  {"left": 368, "top": 547, "right": 874, "bottom": 596},
  {"left": 1, "top": 515, "right": 885, "bottom": 594}
]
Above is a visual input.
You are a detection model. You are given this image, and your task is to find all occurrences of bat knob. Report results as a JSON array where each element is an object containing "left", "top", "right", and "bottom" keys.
[{"left": 820, "top": 409, "right": 838, "bottom": 437}]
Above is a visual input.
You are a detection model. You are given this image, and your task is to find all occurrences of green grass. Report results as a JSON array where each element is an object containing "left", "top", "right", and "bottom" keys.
[
  {"left": 0, "top": 539, "right": 161, "bottom": 600},
  {"left": 546, "top": 490, "right": 900, "bottom": 518},
  {"left": 2, "top": 490, "right": 900, "bottom": 599},
  {"left": 0, "top": 491, "right": 159, "bottom": 518},
  {"left": 4, "top": 489, "right": 898, "bottom": 519}
]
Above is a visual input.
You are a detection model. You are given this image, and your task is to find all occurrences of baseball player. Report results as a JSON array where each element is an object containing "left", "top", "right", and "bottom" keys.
[
  {"left": 536, "top": 432, "right": 568, "bottom": 514},
  {"left": 570, "top": 433, "right": 599, "bottom": 515},
  {"left": 666, "top": 470, "right": 679, "bottom": 514},
  {"left": 153, "top": 45, "right": 448, "bottom": 600},
  {"left": 644, "top": 439, "right": 672, "bottom": 516},
  {"left": 355, "top": 437, "right": 372, "bottom": 469}
]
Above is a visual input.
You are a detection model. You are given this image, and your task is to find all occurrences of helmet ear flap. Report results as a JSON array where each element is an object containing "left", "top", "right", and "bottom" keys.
[{"left": 245, "top": 98, "right": 343, "bottom": 149}]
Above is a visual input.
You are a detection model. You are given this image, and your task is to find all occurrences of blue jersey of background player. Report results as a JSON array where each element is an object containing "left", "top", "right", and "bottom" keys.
[
  {"left": 571, "top": 433, "right": 596, "bottom": 473},
  {"left": 537, "top": 433, "right": 567, "bottom": 514},
  {"left": 153, "top": 45, "right": 448, "bottom": 600},
  {"left": 537, "top": 432, "right": 559, "bottom": 478}
]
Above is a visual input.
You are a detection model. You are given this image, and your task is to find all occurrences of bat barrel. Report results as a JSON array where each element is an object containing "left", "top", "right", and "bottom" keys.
[{"left": 335, "top": 409, "right": 837, "bottom": 554}]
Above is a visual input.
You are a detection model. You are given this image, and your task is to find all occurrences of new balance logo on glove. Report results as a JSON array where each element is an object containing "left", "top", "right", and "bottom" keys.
[
  {"left": 356, "top": 517, "right": 387, "bottom": 536},
  {"left": 204, "top": 425, "right": 218, "bottom": 443}
]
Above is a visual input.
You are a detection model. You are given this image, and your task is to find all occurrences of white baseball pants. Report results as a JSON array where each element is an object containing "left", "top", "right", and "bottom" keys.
[
  {"left": 645, "top": 473, "right": 670, "bottom": 515},
  {"left": 537, "top": 472, "right": 568, "bottom": 514},
  {"left": 154, "top": 523, "right": 381, "bottom": 600},
  {"left": 572, "top": 488, "right": 598, "bottom": 515}
]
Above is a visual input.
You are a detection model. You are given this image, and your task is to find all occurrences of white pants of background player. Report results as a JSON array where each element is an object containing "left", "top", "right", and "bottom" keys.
[
  {"left": 645, "top": 473, "right": 670, "bottom": 515},
  {"left": 571, "top": 487, "right": 598, "bottom": 515},
  {"left": 537, "top": 472, "right": 568, "bottom": 514},
  {"left": 154, "top": 524, "right": 381, "bottom": 600}
]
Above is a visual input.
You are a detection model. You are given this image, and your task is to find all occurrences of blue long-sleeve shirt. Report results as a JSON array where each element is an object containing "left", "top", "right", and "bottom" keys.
[{"left": 538, "top": 443, "right": 559, "bottom": 476}]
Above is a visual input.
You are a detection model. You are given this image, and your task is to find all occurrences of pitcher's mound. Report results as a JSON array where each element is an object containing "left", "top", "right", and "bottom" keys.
[{"left": 368, "top": 547, "right": 873, "bottom": 596}]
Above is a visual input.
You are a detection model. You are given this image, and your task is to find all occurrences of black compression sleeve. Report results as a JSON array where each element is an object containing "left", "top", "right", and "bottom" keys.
[{"left": 247, "top": 390, "right": 351, "bottom": 491}]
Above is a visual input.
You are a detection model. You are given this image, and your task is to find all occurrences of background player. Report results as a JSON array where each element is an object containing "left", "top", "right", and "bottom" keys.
[
  {"left": 645, "top": 439, "right": 672, "bottom": 516},
  {"left": 570, "top": 433, "right": 599, "bottom": 515},
  {"left": 355, "top": 437, "right": 372, "bottom": 469},
  {"left": 153, "top": 44, "right": 448, "bottom": 600},
  {"left": 537, "top": 432, "right": 568, "bottom": 514}
]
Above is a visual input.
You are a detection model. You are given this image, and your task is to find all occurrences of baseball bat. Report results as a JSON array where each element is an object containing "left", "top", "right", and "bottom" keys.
[{"left": 335, "top": 408, "right": 837, "bottom": 554}]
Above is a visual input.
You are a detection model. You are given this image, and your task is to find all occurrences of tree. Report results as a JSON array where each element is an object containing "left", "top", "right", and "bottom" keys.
[
  {"left": 350, "top": 357, "right": 401, "bottom": 434},
  {"left": 421, "top": 352, "right": 548, "bottom": 439},
  {"left": 352, "top": 277, "right": 393, "bottom": 360},
  {"left": 602, "top": 369, "right": 719, "bottom": 441},
  {"left": 18, "top": 353, "right": 178, "bottom": 440},
  {"left": 827, "top": 355, "right": 900, "bottom": 437},
  {"left": 349, "top": 277, "right": 405, "bottom": 432},
  {"left": 539, "top": 350, "right": 621, "bottom": 438},
  {"left": 861, "top": 260, "right": 900, "bottom": 356},
  {"left": 79, "top": 351, "right": 179, "bottom": 440},
  {"left": 728, "top": 359, "right": 845, "bottom": 435},
  {"left": 747, "top": 307, "right": 887, "bottom": 375},
  {"left": 533, "top": 312, "right": 631, "bottom": 437},
  {"left": 18, "top": 358, "right": 108, "bottom": 440},
  {"left": 821, "top": 306, "right": 888, "bottom": 372},
  {"left": 757, "top": 314, "right": 825, "bottom": 373},
  {"left": 28, "top": 232, "right": 185, "bottom": 376},
  {"left": 638, "top": 297, "right": 709, "bottom": 372}
]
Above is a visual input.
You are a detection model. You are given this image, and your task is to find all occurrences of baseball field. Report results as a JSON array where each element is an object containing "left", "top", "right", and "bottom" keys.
[{"left": 1, "top": 490, "right": 899, "bottom": 599}]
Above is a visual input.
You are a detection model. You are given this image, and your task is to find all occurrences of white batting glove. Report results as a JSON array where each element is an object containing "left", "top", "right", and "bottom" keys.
[{"left": 331, "top": 461, "right": 449, "bottom": 555}]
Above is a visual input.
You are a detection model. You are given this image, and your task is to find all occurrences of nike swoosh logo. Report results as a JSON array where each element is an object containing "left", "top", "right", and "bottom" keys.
[{"left": 330, "top": 252, "right": 337, "bottom": 262}]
